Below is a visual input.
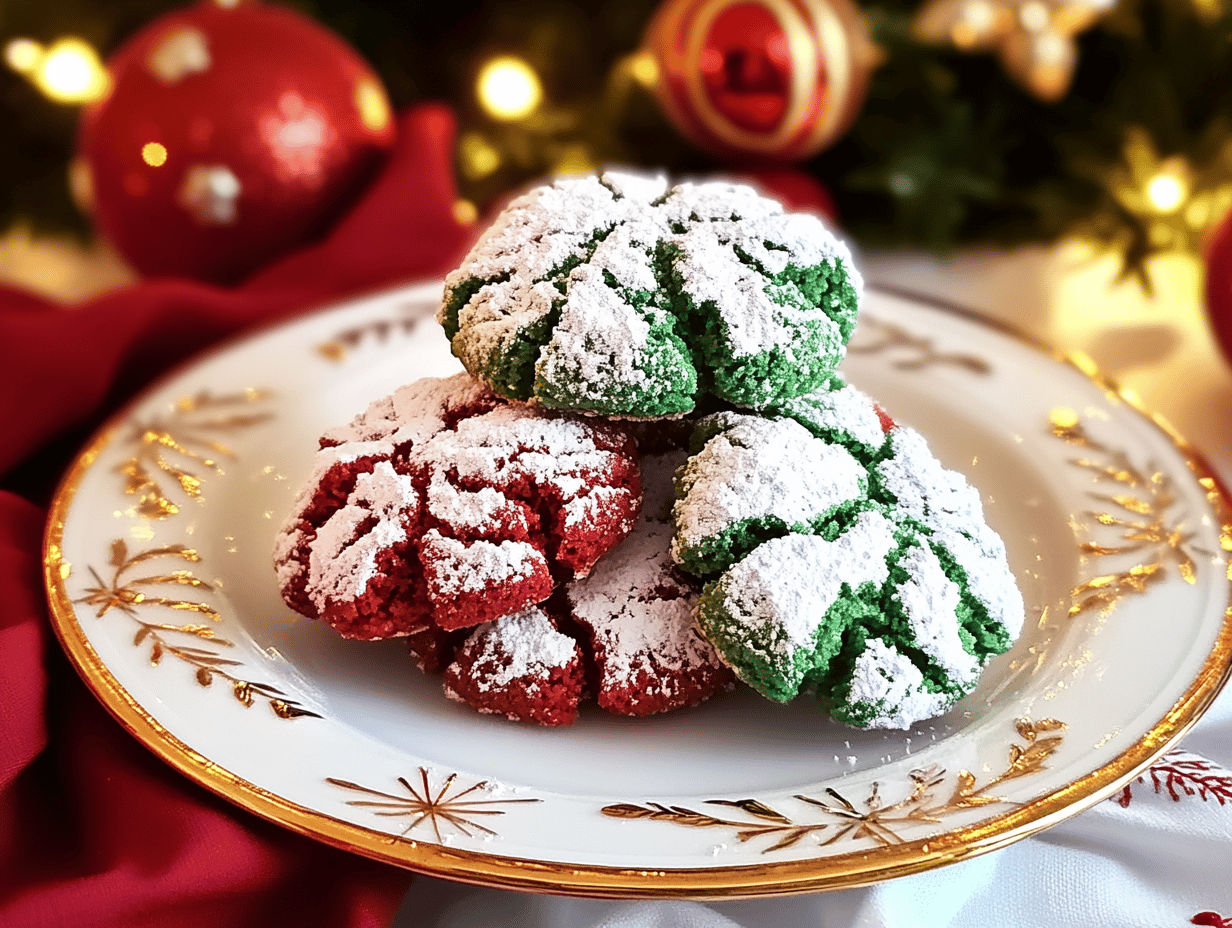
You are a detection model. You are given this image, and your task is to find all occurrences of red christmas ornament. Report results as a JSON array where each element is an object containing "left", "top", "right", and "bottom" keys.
[
  {"left": 644, "top": 0, "right": 879, "bottom": 162},
  {"left": 1205, "top": 214, "right": 1232, "bottom": 367},
  {"left": 77, "top": 0, "right": 396, "bottom": 284}
]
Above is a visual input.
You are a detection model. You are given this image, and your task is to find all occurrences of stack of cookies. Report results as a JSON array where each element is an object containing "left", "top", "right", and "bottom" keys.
[{"left": 274, "top": 172, "right": 1023, "bottom": 730}]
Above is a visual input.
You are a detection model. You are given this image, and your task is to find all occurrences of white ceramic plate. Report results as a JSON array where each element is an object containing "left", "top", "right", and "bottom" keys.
[{"left": 45, "top": 282, "right": 1232, "bottom": 898}]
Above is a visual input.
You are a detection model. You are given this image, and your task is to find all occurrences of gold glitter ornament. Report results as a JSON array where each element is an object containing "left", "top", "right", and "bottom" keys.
[{"left": 912, "top": 0, "right": 1117, "bottom": 101}]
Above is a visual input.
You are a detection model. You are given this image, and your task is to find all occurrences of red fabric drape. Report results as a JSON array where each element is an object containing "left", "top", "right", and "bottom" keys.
[{"left": 0, "top": 103, "right": 472, "bottom": 928}]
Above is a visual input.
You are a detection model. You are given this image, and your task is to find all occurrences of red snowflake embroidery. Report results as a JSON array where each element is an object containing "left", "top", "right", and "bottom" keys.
[
  {"left": 1192, "top": 912, "right": 1232, "bottom": 927},
  {"left": 1115, "top": 750, "right": 1232, "bottom": 808}
]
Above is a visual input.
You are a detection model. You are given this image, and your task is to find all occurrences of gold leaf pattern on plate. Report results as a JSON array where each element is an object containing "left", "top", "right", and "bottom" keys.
[
  {"left": 328, "top": 768, "right": 541, "bottom": 843},
  {"left": 1051, "top": 408, "right": 1205, "bottom": 616},
  {"left": 601, "top": 719, "right": 1066, "bottom": 853},
  {"left": 848, "top": 315, "right": 992, "bottom": 375},
  {"left": 316, "top": 311, "right": 427, "bottom": 363},
  {"left": 117, "top": 389, "right": 274, "bottom": 519},
  {"left": 75, "top": 541, "right": 320, "bottom": 720}
]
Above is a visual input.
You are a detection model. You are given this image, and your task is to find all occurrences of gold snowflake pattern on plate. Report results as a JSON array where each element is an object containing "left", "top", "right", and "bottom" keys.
[
  {"left": 1050, "top": 407, "right": 1205, "bottom": 615},
  {"left": 328, "top": 769, "right": 541, "bottom": 843},
  {"left": 601, "top": 719, "right": 1066, "bottom": 853},
  {"left": 118, "top": 388, "right": 273, "bottom": 519},
  {"left": 75, "top": 540, "right": 319, "bottom": 720}
]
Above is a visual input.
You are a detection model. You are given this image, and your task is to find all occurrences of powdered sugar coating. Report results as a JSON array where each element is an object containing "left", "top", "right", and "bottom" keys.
[
  {"left": 698, "top": 511, "right": 898, "bottom": 702},
  {"left": 727, "top": 512, "right": 897, "bottom": 652},
  {"left": 838, "top": 638, "right": 953, "bottom": 731},
  {"left": 306, "top": 461, "right": 418, "bottom": 607},
  {"left": 419, "top": 531, "right": 545, "bottom": 597},
  {"left": 452, "top": 607, "right": 579, "bottom": 690},
  {"left": 415, "top": 448, "right": 734, "bottom": 724},
  {"left": 767, "top": 381, "right": 888, "bottom": 458},
  {"left": 892, "top": 541, "right": 980, "bottom": 686},
  {"left": 681, "top": 386, "right": 1024, "bottom": 729},
  {"left": 566, "top": 453, "right": 733, "bottom": 716},
  {"left": 322, "top": 374, "right": 498, "bottom": 449},
  {"left": 443, "top": 607, "right": 586, "bottom": 726},
  {"left": 274, "top": 372, "right": 640, "bottom": 640},
  {"left": 876, "top": 427, "right": 1025, "bottom": 640},
  {"left": 425, "top": 471, "right": 531, "bottom": 537},
  {"left": 440, "top": 171, "right": 861, "bottom": 417},
  {"left": 672, "top": 414, "right": 867, "bottom": 575}
]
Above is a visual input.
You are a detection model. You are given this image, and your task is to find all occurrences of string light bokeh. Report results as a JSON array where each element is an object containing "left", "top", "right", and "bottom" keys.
[
  {"left": 475, "top": 55, "right": 542, "bottom": 121},
  {"left": 4, "top": 35, "right": 109, "bottom": 104}
]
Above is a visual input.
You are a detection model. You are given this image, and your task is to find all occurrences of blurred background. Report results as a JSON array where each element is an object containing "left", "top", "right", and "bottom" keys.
[{"left": 6, "top": 0, "right": 1232, "bottom": 299}]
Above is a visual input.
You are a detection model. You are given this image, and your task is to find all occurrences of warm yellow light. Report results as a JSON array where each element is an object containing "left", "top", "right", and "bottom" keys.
[
  {"left": 476, "top": 56, "right": 542, "bottom": 121},
  {"left": 4, "top": 38, "right": 43, "bottom": 74},
  {"left": 1018, "top": 0, "right": 1050, "bottom": 31},
  {"left": 1146, "top": 172, "right": 1188, "bottom": 213},
  {"left": 68, "top": 157, "right": 95, "bottom": 213},
  {"left": 32, "top": 37, "right": 109, "bottom": 104},
  {"left": 1186, "top": 198, "right": 1210, "bottom": 229},
  {"left": 628, "top": 51, "right": 659, "bottom": 87},
  {"left": 459, "top": 131, "right": 501, "bottom": 180},
  {"left": 951, "top": 0, "right": 997, "bottom": 48},
  {"left": 354, "top": 76, "right": 392, "bottom": 132},
  {"left": 1049, "top": 407, "right": 1079, "bottom": 431},
  {"left": 142, "top": 142, "right": 168, "bottom": 167},
  {"left": 452, "top": 200, "right": 479, "bottom": 225}
]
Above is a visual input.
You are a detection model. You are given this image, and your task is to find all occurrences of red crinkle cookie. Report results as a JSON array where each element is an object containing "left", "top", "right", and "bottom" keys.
[
  {"left": 274, "top": 373, "right": 642, "bottom": 640},
  {"left": 566, "top": 452, "right": 734, "bottom": 716},
  {"left": 405, "top": 621, "right": 467, "bottom": 674},
  {"left": 428, "top": 452, "right": 734, "bottom": 725},
  {"left": 443, "top": 607, "right": 587, "bottom": 726}
]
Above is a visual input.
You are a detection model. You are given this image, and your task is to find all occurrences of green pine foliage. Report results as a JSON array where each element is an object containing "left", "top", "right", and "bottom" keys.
[{"left": 822, "top": 0, "right": 1232, "bottom": 266}]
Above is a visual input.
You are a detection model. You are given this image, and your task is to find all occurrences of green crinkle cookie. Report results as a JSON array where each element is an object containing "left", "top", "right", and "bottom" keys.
[
  {"left": 671, "top": 412, "right": 869, "bottom": 577},
  {"left": 674, "top": 387, "right": 1025, "bottom": 730},
  {"left": 439, "top": 171, "right": 861, "bottom": 418}
]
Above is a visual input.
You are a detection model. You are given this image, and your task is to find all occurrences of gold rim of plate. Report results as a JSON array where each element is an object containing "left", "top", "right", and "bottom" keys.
[{"left": 41, "top": 286, "right": 1232, "bottom": 899}]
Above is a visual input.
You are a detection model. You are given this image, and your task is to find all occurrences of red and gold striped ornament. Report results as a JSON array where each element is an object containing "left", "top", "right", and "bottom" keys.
[{"left": 643, "top": 0, "right": 879, "bottom": 162}]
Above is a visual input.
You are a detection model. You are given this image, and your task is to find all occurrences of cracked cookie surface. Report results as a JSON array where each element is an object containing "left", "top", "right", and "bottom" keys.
[
  {"left": 274, "top": 372, "right": 641, "bottom": 640},
  {"left": 415, "top": 450, "right": 734, "bottom": 725},
  {"left": 440, "top": 171, "right": 861, "bottom": 418},
  {"left": 673, "top": 383, "right": 1024, "bottom": 730}
]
